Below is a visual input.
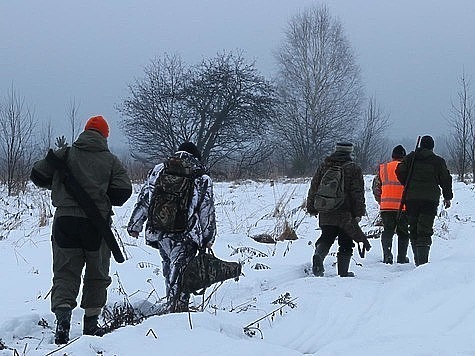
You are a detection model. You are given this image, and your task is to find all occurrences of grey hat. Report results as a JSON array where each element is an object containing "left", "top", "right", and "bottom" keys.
[{"left": 335, "top": 141, "right": 354, "bottom": 153}]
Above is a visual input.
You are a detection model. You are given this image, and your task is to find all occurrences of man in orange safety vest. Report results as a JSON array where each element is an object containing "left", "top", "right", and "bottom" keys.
[{"left": 372, "top": 145, "right": 410, "bottom": 264}]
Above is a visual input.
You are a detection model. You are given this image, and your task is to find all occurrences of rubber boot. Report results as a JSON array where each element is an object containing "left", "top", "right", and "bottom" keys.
[
  {"left": 416, "top": 246, "right": 430, "bottom": 266},
  {"left": 396, "top": 237, "right": 410, "bottom": 264},
  {"left": 411, "top": 243, "right": 419, "bottom": 266},
  {"left": 337, "top": 253, "right": 355, "bottom": 277},
  {"left": 83, "top": 315, "right": 106, "bottom": 337},
  {"left": 312, "top": 243, "right": 330, "bottom": 277},
  {"left": 381, "top": 234, "right": 393, "bottom": 264},
  {"left": 54, "top": 307, "right": 72, "bottom": 345}
]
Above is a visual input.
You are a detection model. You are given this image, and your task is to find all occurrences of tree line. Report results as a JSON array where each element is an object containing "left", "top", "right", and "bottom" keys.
[{"left": 0, "top": 5, "right": 470, "bottom": 196}]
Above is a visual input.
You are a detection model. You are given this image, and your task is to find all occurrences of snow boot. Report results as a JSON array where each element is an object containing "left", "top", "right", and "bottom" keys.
[
  {"left": 337, "top": 253, "right": 355, "bottom": 277},
  {"left": 312, "top": 243, "right": 330, "bottom": 277},
  {"left": 411, "top": 243, "right": 418, "bottom": 266},
  {"left": 396, "top": 237, "right": 410, "bottom": 264},
  {"left": 83, "top": 315, "right": 106, "bottom": 337},
  {"left": 416, "top": 246, "right": 430, "bottom": 266},
  {"left": 381, "top": 235, "right": 393, "bottom": 264},
  {"left": 54, "top": 307, "right": 72, "bottom": 345}
]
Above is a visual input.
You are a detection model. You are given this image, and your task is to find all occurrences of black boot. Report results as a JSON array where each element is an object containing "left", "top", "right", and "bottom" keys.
[
  {"left": 337, "top": 253, "right": 355, "bottom": 277},
  {"left": 396, "top": 237, "right": 410, "bottom": 264},
  {"left": 83, "top": 315, "right": 106, "bottom": 337},
  {"left": 381, "top": 234, "right": 393, "bottom": 264},
  {"left": 416, "top": 246, "right": 430, "bottom": 266},
  {"left": 54, "top": 307, "right": 72, "bottom": 345},
  {"left": 312, "top": 243, "right": 330, "bottom": 277},
  {"left": 411, "top": 243, "right": 418, "bottom": 266}
]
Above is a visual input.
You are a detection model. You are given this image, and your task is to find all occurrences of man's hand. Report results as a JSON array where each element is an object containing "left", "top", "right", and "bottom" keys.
[
  {"left": 443, "top": 199, "right": 451, "bottom": 209},
  {"left": 128, "top": 230, "right": 139, "bottom": 238},
  {"left": 354, "top": 216, "right": 362, "bottom": 223}
]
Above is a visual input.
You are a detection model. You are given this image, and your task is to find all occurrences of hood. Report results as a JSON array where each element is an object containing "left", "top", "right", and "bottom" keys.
[{"left": 73, "top": 130, "right": 109, "bottom": 152}]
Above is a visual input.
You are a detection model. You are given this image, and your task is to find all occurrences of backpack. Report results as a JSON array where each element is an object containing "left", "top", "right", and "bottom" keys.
[
  {"left": 148, "top": 154, "right": 204, "bottom": 233},
  {"left": 313, "top": 162, "right": 352, "bottom": 213}
]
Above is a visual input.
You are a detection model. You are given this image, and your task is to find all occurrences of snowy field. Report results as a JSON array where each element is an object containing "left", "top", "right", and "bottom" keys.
[{"left": 1, "top": 176, "right": 474, "bottom": 356}]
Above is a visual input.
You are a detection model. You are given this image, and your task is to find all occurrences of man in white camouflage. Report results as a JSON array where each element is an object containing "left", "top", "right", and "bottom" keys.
[{"left": 127, "top": 142, "right": 216, "bottom": 312}]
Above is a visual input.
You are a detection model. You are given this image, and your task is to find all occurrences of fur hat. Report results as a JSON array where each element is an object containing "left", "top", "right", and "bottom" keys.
[
  {"left": 85, "top": 115, "right": 109, "bottom": 138},
  {"left": 420, "top": 135, "right": 434, "bottom": 150},
  {"left": 178, "top": 142, "right": 201, "bottom": 161},
  {"left": 392, "top": 145, "right": 406, "bottom": 159},
  {"left": 335, "top": 141, "right": 354, "bottom": 153}
]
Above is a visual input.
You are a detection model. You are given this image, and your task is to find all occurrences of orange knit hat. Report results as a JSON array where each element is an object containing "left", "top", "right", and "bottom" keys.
[{"left": 85, "top": 115, "right": 109, "bottom": 138}]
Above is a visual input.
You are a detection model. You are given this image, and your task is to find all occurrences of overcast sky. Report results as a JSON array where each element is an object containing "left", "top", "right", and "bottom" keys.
[{"left": 1, "top": 0, "right": 475, "bottom": 151}]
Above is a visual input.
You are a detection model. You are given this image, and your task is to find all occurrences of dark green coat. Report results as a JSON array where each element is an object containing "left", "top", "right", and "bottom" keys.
[
  {"left": 31, "top": 130, "right": 132, "bottom": 219},
  {"left": 395, "top": 148, "right": 453, "bottom": 203},
  {"left": 306, "top": 151, "right": 366, "bottom": 225}
]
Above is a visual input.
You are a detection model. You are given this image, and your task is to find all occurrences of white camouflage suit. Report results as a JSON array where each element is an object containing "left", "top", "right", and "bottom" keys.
[{"left": 127, "top": 151, "right": 217, "bottom": 312}]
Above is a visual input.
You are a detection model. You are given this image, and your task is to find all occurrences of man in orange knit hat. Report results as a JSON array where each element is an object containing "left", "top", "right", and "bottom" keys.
[{"left": 31, "top": 115, "right": 132, "bottom": 344}]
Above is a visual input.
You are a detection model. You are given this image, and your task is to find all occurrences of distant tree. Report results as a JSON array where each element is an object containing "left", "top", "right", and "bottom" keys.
[
  {"left": 119, "top": 51, "right": 277, "bottom": 167},
  {"left": 0, "top": 88, "right": 36, "bottom": 195},
  {"left": 68, "top": 98, "right": 80, "bottom": 143},
  {"left": 273, "top": 4, "right": 364, "bottom": 175},
  {"left": 39, "top": 119, "right": 54, "bottom": 153},
  {"left": 447, "top": 72, "right": 473, "bottom": 182},
  {"left": 354, "top": 97, "right": 390, "bottom": 173}
]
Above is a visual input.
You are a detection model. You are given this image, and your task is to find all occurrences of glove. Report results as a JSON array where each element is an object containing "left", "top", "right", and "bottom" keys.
[
  {"left": 127, "top": 230, "right": 139, "bottom": 238},
  {"left": 354, "top": 216, "right": 362, "bottom": 223},
  {"left": 443, "top": 200, "right": 451, "bottom": 209}
]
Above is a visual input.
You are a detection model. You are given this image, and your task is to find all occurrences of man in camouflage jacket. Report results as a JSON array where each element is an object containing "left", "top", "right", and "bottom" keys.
[
  {"left": 127, "top": 142, "right": 216, "bottom": 313},
  {"left": 395, "top": 135, "right": 453, "bottom": 266},
  {"left": 30, "top": 116, "right": 132, "bottom": 344},
  {"left": 307, "top": 142, "right": 369, "bottom": 277}
]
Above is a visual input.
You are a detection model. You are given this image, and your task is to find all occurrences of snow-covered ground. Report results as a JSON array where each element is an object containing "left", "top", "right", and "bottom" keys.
[{"left": 1, "top": 176, "right": 474, "bottom": 356}]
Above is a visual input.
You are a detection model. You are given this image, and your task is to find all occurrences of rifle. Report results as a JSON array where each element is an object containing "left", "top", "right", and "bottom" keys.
[
  {"left": 395, "top": 136, "right": 421, "bottom": 229},
  {"left": 46, "top": 148, "right": 125, "bottom": 263}
]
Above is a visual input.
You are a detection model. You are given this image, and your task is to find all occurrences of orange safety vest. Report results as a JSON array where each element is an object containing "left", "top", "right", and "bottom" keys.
[{"left": 379, "top": 160, "right": 405, "bottom": 211}]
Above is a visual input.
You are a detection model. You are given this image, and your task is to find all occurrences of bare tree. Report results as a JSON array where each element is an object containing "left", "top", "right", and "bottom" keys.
[
  {"left": 68, "top": 98, "right": 80, "bottom": 143},
  {"left": 119, "top": 51, "right": 277, "bottom": 167},
  {"left": 184, "top": 51, "right": 277, "bottom": 166},
  {"left": 39, "top": 119, "right": 54, "bottom": 153},
  {"left": 447, "top": 72, "right": 472, "bottom": 182},
  {"left": 354, "top": 97, "right": 390, "bottom": 173},
  {"left": 273, "top": 4, "right": 364, "bottom": 175},
  {"left": 0, "top": 88, "right": 36, "bottom": 195},
  {"left": 118, "top": 53, "right": 191, "bottom": 162}
]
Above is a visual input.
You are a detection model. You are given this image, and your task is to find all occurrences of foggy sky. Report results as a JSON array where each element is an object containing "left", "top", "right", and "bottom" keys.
[{"left": 1, "top": 0, "right": 474, "bottom": 152}]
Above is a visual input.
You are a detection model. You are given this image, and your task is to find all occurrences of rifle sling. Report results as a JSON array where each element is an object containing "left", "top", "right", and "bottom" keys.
[{"left": 46, "top": 149, "right": 125, "bottom": 263}]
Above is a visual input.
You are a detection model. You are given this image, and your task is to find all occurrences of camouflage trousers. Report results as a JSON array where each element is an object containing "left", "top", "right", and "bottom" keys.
[
  {"left": 405, "top": 200, "right": 438, "bottom": 247},
  {"left": 157, "top": 237, "right": 197, "bottom": 312}
]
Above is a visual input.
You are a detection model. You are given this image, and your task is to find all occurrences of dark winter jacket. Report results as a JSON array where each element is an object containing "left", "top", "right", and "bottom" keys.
[
  {"left": 30, "top": 130, "right": 132, "bottom": 219},
  {"left": 395, "top": 148, "right": 453, "bottom": 203},
  {"left": 307, "top": 151, "right": 366, "bottom": 225}
]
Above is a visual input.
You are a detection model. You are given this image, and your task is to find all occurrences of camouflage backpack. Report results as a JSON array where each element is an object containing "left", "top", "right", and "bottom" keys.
[
  {"left": 314, "top": 162, "right": 352, "bottom": 213},
  {"left": 148, "top": 154, "right": 204, "bottom": 233}
]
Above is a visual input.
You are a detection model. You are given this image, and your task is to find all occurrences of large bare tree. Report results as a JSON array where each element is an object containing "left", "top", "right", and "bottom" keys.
[
  {"left": 0, "top": 88, "right": 36, "bottom": 195},
  {"left": 119, "top": 53, "right": 194, "bottom": 162},
  {"left": 119, "top": 51, "right": 277, "bottom": 166},
  {"left": 273, "top": 4, "right": 364, "bottom": 175}
]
